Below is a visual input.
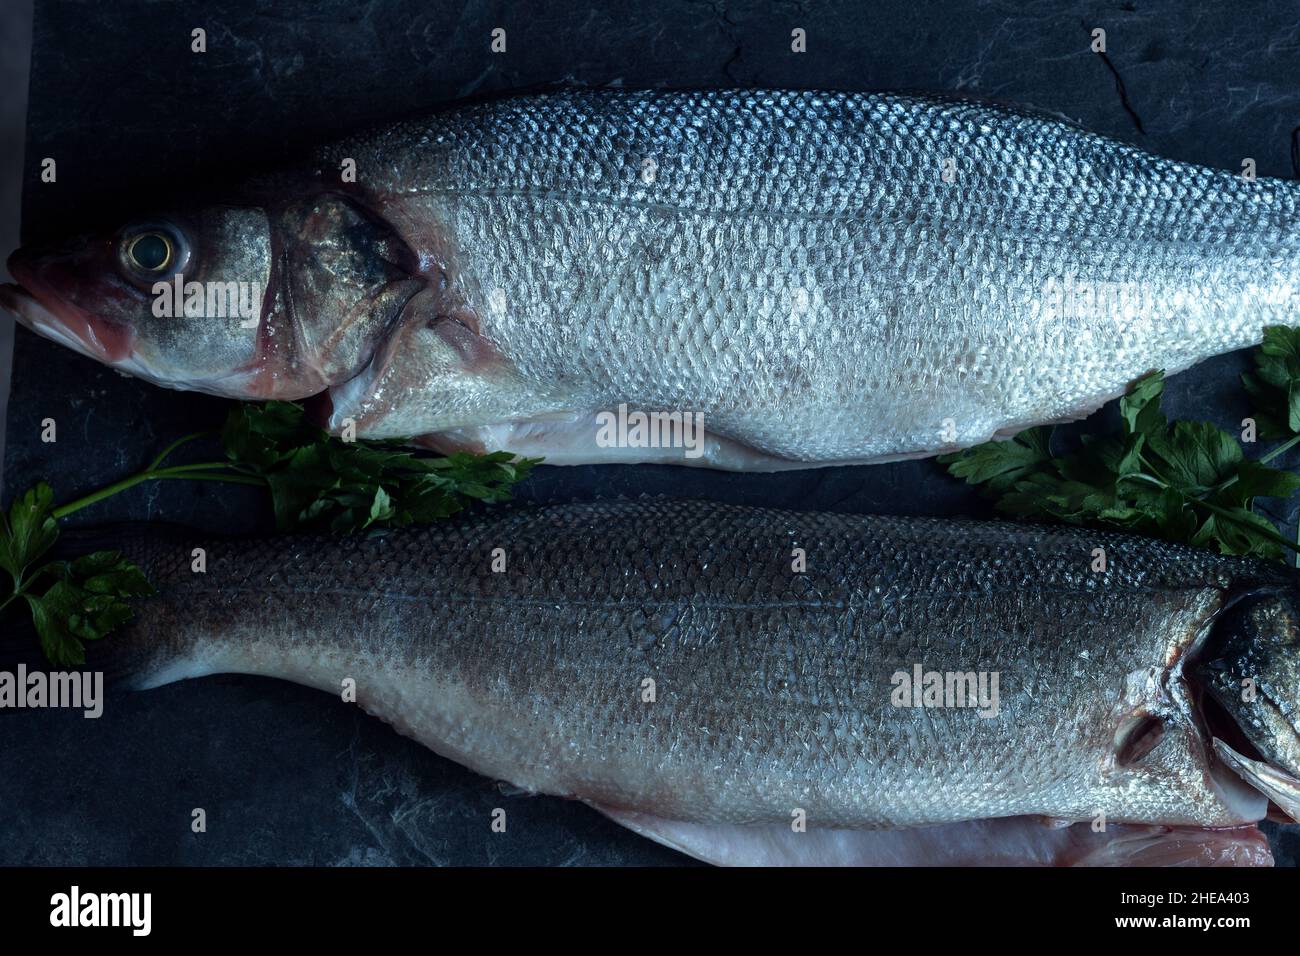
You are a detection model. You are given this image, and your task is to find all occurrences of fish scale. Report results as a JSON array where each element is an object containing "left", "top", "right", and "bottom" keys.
[{"left": 98, "top": 499, "right": 1285, "bottom": 833}]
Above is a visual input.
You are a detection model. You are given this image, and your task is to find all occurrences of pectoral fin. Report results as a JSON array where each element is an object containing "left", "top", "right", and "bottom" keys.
[{"left": 324, "top": 289, "right": 558, "bottom": 439}]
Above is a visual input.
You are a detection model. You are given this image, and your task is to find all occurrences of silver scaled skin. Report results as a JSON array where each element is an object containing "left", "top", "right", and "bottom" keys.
[
  {"left": 108, "top": 500, "right": 1289, "bottom": 857},
  {"left": 322, "top": 90, "right": 1300, "bottom": 466}
]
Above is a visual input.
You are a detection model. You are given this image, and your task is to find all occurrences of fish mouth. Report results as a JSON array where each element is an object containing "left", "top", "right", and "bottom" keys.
[
  {"left": 0, "top": 275, "right": 268, "bottom": 399},
  {"left": 1191, "top": 666, "right": 1300, "bottom": 824},
  {"left": 1174, "top": 686, "right": 1271, "bottom": 824},
  {"left": 1215, "top": 702, "right": 1300, "bottom": 823},
  {"left": 1211, "top": 737, "right": 1300, "bottom": 823},
  {"left": 0, "top": 279, "right": 135, "bottom": 364}
]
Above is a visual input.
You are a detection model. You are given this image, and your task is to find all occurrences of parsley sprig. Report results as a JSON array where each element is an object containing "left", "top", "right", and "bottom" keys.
[
  {"left": 49, "top": 400, "right": 540, "bottom": 533},
  {"left": 217, "top": 401, "right": 537, "bottom": 532},
  {"left": 2, "top": 401, "right": 540, "bottom": 664},
  {"left": 941, "top": 327, "right": 1300, "bottom": 562},
  {"left": 0, "top": 483, "right": 153, "bottom": 665}
]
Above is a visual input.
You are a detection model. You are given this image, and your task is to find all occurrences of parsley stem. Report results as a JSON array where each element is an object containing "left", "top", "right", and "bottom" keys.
[
  {"left": 0, "top": 561, "right": 57, "bottom": 615},
  {"left": 1259, "top": 433, "right": 1300, "bottom": 465},
  {"left": 150, "top": 461, "right": 241, "bottom": 474},
  {"left": 150, "top": 471, "right": 265, "bottom": 486},
  {"left": 51, "top": 464, "right": 265, "bottom": 519},
  {"left": 52, "top": 428, "right": 242, "bottom": 519},
  {"left": 1119, "top": 472, "right": 1168, "bottom": 490},
  {"left": 146, "top": 430, "right": 212, "bottom": 471},
  {"left": 1134, "top": 452, "right": 1172, "bottom": 488},
  {"left": 52, "top": 474, "right": 156, "bottom": 519}
]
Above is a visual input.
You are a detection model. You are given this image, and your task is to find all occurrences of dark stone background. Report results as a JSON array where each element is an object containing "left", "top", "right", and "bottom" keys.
[{"left": 2, "top": 0, "right": 1299, "bottom": 865}]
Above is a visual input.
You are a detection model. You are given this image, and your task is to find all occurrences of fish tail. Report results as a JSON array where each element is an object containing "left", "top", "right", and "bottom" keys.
[
  {"left": 0, "top": 585, "right": 152, "bottom": 692},
  {"left": 37, "top": 522, "right": 195, "bottom": 689}
]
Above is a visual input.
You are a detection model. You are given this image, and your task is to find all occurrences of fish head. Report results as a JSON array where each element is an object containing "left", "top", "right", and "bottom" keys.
[
  {"left": 2, "top": 208, "right": 276, "bottom": 396},
  {"left": 1196, "top": 589, "right": 1300, "bottom": 821},
  {"left": 1, "top": 196, "right": 421, "bottom": 400}
]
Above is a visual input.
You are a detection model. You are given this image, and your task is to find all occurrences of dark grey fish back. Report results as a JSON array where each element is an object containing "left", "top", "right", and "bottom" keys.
[
  {"left": 128, "top": 498, "right": 1284, "bottom": 609},
  {"left": 348, "top": 89, "right": 1298, "bottom": 239}
]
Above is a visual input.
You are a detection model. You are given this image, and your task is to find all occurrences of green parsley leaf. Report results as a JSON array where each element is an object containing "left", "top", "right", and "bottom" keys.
[
  {"left": 1242, "top": 326, "right": 1300, "bottom": 439},
  {"left": 222, "top": 402, "right": 540, "bottom": 533},
  {"left": 1144, "top": 421, "right": 1242, "bottom": 495},
  {"left": 1119, "top": 371, "right": 1167, "bottom": 437},
  {"left": 0, "top": 482, "right": 59, "bottom": 584},
  {"left": 937, "top": 426, "right": 1053, "bottom": 494},
  {"left": 0, "top": 483, "right": 155, "bottom": 666},
  {"left": 942, "top": 352, "right": 1300, "bottom": 562}
]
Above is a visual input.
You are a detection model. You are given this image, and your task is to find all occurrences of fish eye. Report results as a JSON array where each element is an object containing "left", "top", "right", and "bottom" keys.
[
  {"left": 117, "top": 222, "right": 191, "bottom": 286},
  {"left": 128, "top": 233, "right": 171, "bottom": 271}
]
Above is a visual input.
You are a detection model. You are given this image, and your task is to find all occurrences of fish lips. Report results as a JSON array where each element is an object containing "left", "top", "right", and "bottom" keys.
[{"left": 2, "top": 249, "right": 136, "bottom": 364}]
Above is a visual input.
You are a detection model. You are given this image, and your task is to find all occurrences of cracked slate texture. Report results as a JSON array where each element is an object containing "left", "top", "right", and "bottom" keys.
[{"left": 2, "top": 0, "right": 1299, "bottom": 866}]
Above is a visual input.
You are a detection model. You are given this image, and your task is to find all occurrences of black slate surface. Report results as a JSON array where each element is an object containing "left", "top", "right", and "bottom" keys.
[{"left": 2, "top": 0, "right": 1299, "bottom": 866}]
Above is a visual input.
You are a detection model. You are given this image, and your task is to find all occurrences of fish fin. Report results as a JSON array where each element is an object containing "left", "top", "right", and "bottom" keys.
[
  {"left": 1073, "top": 825, "right": 1273, "bottom": 867},
  {"left": 496, "top": 781, "right": 538, "bottom": 798},
  {"left": 324, "top": 288, "right": 557, "bottom": 439},
  {"left": 593, "top": 808, "right": 1272, "bottom": 867},
  {"left": 1213, "top": 737, "right": 1300, "bottom": 823},
  {"left": 413, "top": 415, "right": 824, "bottom": 471}
]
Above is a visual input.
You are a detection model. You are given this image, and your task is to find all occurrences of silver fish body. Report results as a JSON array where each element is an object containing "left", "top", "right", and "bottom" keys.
[
  {"left": 104, "top": 500, "right": 1300, "bottom": 864},
  {"left": 300, "top": 89, "right": 1300, "bottom": 464},
  {"left": 6, "top": 91, "right": 1299, "bottom": 469}
]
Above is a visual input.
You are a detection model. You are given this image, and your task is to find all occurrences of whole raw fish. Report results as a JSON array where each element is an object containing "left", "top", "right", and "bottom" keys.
[
  {"left": 4, "top": 90, "right": 1298, "bottom": 469},
  {"left": 92, "top": 499, "right": 1300, "bottom": 865}
]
